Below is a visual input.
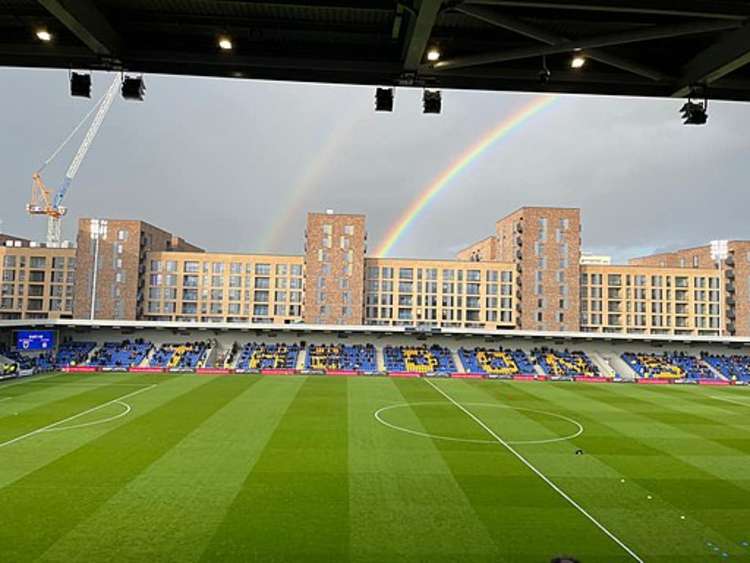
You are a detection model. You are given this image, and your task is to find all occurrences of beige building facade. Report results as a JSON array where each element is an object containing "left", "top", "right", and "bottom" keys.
[
  {"left": 0, "top": 238, "right": 76, "bottom": 320},
  {"left": 143, "top": 251, "right": 304, "bottom": 323},
  {"left": 363, "top": 258, "right": 515, "bottom": 330},
  {"left": 6, "top": 207, "right": 748, "bottom": 336}
]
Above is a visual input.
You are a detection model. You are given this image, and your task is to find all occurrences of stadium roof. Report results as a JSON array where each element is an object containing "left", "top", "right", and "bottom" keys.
[{"left": 3, "top": 1, "right": 750, "bottom": 101}]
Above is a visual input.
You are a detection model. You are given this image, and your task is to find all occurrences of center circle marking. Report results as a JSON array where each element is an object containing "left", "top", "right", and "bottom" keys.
[{"left": 374, "top": 401, "right": 584, "bottom": 445}]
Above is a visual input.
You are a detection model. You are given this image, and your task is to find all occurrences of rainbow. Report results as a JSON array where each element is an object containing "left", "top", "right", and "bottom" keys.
[
  {"left": 374, "top": 95, "right": 558, "bottom": 257},
  {"left": 259, "top": 109, "right": 366, "bottom": 251}
]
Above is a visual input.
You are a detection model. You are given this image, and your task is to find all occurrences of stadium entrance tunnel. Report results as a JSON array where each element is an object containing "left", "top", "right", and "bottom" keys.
[{"left": 374, "top": 402, "right": 583, "bottom": 446}]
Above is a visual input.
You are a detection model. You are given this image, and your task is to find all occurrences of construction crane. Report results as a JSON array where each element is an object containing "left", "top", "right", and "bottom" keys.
[{"left": 27, "top": 75, "right": 120, "bottom": 246}]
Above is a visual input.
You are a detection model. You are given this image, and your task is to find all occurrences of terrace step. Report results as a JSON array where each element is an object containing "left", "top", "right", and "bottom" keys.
[
  {"left": 605, "top": 353, "right": 638, "bottom": 380},
  {"left": 590, "top": 351, "right": 616, "bottom": 378}
]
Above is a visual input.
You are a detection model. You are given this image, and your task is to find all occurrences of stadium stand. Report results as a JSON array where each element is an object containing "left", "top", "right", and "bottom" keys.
[
  {"left": 1, "top": 361, "right": 18, "bottom": 378},
  {"left": 305, "top": 344, "right": 376, "bottom": 371},
  {"left": 458, "top": 347, "right": 534, "bottom": 375},
  {"left": 384, "top": 345, "right": 455, "bottom": 374},
  {"left": 88, "top": 339, "right": 152, "bottom": 368},
  {"left": 54, "top": 341, "right": 96, "bottom": 367},
  {"left": 149, "top": 342, "right": 209, "bottom": 369},
  {"left": 621, "top": 352, "right": 714, "bottom": 380},
  {"left": 701, "top": 352, "right": 750, "bottom": 382},
  {"left": 532, "top": 348, "right": 600, "bottom": 377},
  {"left": 0, "top": 344, "right": 35, "bottom": 370},
  {"left": 236, "top": 342, "right": 300, "bottom": 370}
]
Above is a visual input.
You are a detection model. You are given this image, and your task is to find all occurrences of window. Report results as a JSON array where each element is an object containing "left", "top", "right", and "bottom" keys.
[
  {"left": 344, "top": 225, "right": 354, "bottom": 236},
  {"left": 291, "top": 264, "right": 303, "bottom": 277},
  {"left": 255, "top": 263, "right": 271, "bottom": 275},
  {"left": 276, "top": 264, "right": 287, "bottom": 276},
  {"left": 30, "top": 256, "right": 46, "bottom": 269},
  {"left": 322, "top": 224, "right": 332, "bottom": 235},
  {"left": 117, "top": 229, "right": 128, "bottom": 241},
  {"left": 184, "top": 261, "right": 199, "bottom": 273}
]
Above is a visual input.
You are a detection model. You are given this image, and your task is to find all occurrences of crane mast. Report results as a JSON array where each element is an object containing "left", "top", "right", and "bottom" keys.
[{"left": 28, "top": 75, "right": 120, "bottom": 246}]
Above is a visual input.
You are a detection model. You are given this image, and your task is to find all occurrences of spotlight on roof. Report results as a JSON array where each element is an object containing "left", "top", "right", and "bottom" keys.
[
  {"left": 218, "top": 36, "right": 233, "bottom": 50},
  {"left": 680, "top": 100, "right": 708, "bottom": 125},
  {"left": 570, "top": 55, "right": 586, "bottom": 69},
  {"left": 70, "top": 72, "right": 92, "bottom": 98},
  {"left": 426, "top": 48, "right": 441, "bottom": 62},
  {"left": 375, "top": 88, "right": 394, "bottom": 112},
  {"left": 36, "top": 29, "right": 52, "bottom": 42},
  {"left": 121, "top": 75, "right": 146, "bottom": 101},
  {"left": 423, "top": 89, "right": 442, "bottom": 114}
]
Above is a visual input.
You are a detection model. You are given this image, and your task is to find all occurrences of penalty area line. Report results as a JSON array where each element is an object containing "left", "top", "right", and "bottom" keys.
[
  {"left": 0, "top": 384, "right": 156, "bottom": 449},
  {"left": 422, "top": 377, "right": 644, "bottom": 563}
]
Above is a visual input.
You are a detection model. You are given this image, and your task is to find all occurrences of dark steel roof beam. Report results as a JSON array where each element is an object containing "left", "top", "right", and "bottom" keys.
[
  {"left": 429, "top": 18, "right": 741, "bottom": 71},
  {"left": 455, "top": 4, "right": 667, "bottom": 80},
  {"left": 672, "top": 23, "right": 750, "bottom": 96},
  {"left": 461, "top": 0, "right": 750, "bottom": 21},
  {"left": 37, "top": 0, "right": 121, "bottom": 57},
  {"left": 402, "top": 0, "right": 443, "bottom": 72}
]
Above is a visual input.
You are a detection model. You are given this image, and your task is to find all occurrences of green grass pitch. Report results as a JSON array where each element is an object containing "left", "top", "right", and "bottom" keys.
[{"left": 1, "top": 372, "right": 750, "bottom": 562}]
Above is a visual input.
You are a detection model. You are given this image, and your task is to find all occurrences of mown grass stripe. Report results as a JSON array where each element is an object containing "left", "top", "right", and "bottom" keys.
[
  {"left": 39, "top": 376, "right": 304, "bottom": 563},
  {"left": 392, "top": 377, "right": 631, "bottom": 562},
  {"left": 0, "top": 376, "right": 260, "bottom": 562},
  {"left": 0, "top": 380, "right": 164, "bottom": 444},
  {"left": 483, "top": 381, "right": 747, "bottom": 559},
  {"left": 347, "top": 377, "right": 500, "bottom": 563},
  {"left": 200, "top": 376, "right": 350, "bottom": 562}
]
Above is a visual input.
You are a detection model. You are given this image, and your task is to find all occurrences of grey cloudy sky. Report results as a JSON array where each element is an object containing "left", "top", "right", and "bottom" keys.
[{"left": 2, "top": 67, "right": 749, "bottom": 263}]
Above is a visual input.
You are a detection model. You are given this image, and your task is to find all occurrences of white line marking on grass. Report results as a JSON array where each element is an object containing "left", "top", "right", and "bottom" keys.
[
  {"left": 374, "top": 401, "right": 584, "bottom": 445},
  {"left": 423, "top": 377, "right": 644, "bottom": 563},
  {"left": 0, "top": 372, "right": 62, "bottom": 389},
  {"left": 43, "top": 400, "right": 132, "bottom": 432},
  {"left": 711, "top": 395, "right": 750, "bottom": 407},
  {"left": 0, "top": 384, "right": 156, "bottom": 449}
]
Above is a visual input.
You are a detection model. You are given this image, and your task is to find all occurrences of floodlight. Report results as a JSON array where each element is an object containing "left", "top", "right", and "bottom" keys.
[
  {"left": 426, "top": 48, "right": 441, "bottom": 62},
  {"left": 680, "top": 100, "right": 708, "bottom": 125},
  {"left": 70, "top": 72, "right": 92, "bottom": 98},
  {"left": 375, "top": 88, "right": 394, "bottom": 112},
  {"left": 121, "top": 76, "right": 146, "bottom": 101},
  {"left": 218, "top": 36, "right": 233, "bottom": 50},
  {"left": 423, "top": 89, "right": 442, "bottom": 114},
  {"left": 36, "top": 29, "right": 52, "bottom": 42},
  {"left": 570, "top": 55, "right": 586, "bottom": 69}
]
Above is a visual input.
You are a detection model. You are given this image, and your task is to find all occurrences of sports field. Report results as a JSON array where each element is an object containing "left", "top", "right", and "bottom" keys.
[{"left": 1, "top": 373, "right": 749, "bottom": 562}]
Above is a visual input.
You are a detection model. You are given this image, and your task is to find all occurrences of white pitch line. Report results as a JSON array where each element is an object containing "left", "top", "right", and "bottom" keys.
[
  {"left": 711, "top": 395, "right": 750, "bottom": 407},
  {"left": 423, "top": 377, "right": 644, "bottom": 563},
  {"left": 0, "top": 384, "right": 156, "bottom": 449},
  {"left": 0, "top": 372, "right": 63, "bottom": 389}
]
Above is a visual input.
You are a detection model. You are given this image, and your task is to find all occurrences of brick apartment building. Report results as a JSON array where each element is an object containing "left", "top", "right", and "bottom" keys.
[{"left": 0, "top": 207, "right": 743, "bottom": 336}]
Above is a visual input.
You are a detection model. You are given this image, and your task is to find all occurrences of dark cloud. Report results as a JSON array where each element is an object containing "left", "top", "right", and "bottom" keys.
[{"left": 2, "top": 68, "right": 749, "bottom": 264}]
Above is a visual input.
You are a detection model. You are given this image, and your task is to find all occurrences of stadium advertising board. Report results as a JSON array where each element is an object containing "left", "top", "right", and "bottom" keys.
[{"left": 14, "top": 330, "right": 55, "bottom": 351}]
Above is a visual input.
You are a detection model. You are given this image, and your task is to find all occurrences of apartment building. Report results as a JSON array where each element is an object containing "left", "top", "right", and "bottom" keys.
[
  {"left": 0, "top": 236, "right": 76, "bottom": 320},
  {"left": 459, "top": 207, "right": 581, "bottom": 332},
  {"left": 142, "top": 251, "right": 304, "bottom": 323},
  {"left": 363, "top": 258, "right": 514, "bottom": 330},
  {"left": 7, "top": 207, "right": 747, "bottom": 336},
  {"left": 73, "top": 219, "right": 203, "bottom": 321},
  {"left": 303, "top": 211, "right": 366, "bottom": 325}
]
